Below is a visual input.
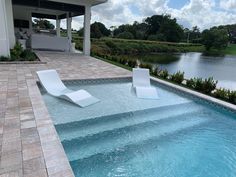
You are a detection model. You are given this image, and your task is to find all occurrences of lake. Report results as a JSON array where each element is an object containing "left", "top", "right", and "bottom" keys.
[{"left": 139, "top": 53, "right": 236, "bottom": 90}]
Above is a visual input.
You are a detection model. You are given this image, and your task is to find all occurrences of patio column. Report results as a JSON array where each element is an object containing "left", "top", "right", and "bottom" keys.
[
  {"left": 56, "top": 17, "right": 61, "bottom": 37},
  {"left": 83, "top": 4, "right": 91, "bottom": 56},
  {"left": 67, "top": 13, "right": 72, "bottom": 52},
  {"left": 29, "top": 12, "right": 33, "bottom": 35},
  {"left": 0, "top": 0, "right": 10, "bottom": 56},
  {"left": 5, "top": 0, "right": 15, "bottom": 48}
]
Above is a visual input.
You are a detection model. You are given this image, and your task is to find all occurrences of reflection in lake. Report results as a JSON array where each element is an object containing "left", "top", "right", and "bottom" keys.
[{"left": 140, "top": 53, "right": 236, "bottom": 90}]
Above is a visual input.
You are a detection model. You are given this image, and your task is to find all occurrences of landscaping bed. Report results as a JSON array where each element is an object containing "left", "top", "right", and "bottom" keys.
[{"left": 0, "top": 42, "right": 41, "bottom": 63}]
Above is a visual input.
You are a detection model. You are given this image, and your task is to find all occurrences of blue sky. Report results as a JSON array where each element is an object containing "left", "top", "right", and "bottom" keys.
[
  {"left": 168, "top": 0, "right": 189, "bottom": 9},
  {"left": 70, "top": 0, "right": 236, "bottom": 31}
]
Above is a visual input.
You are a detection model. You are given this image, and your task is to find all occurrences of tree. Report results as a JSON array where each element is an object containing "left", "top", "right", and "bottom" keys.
[
  {"left": 78, "top": 22, "right": 110, "bottom": 38},
  {"left": 202, "top": 28, "right": 229, "bottom": 51},
  {"left": 144, "top": 14, "right": 184, "bottom": 42},
  {"left": 91, "top": 23, "right": 103, "bottom": 38},
  {"left": 113, "top": 24, "right": 136, "bottom": 38},
  {"left": 117, "top": 32, "right": 134, "bottom": 39},
  {"left": 91, "top": 22, "right": 110, "bottom": 36},
  {"left": 33, "top": 19, "right": 55, "bottom": 29},
  {"left": 145, "top": 15, "right": 164, "bottom": 35},
  {"left": 159, "top": 17, "right": 184, "bottom": 42}
]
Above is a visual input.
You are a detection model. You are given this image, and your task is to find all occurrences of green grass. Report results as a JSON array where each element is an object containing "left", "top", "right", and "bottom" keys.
[{"left": 223, "top": 44, "right": 236, "bottom": 55}]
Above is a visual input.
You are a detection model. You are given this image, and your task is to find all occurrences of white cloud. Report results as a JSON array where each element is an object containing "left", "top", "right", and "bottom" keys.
[
  {"left": 166, "top": 0, "right": 236, "bottom": 30},
  {"left": 220, "top": 0, "right": 236, "bottom": 10},
  {"left": 70, "top": 0, "right": 236, "bottom": 31}
]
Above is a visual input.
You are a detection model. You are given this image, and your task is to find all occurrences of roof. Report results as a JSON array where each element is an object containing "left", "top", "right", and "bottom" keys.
[
  {"left": 48, "top": 0, "right": 108, "bottom": 6},
  {"left": 12, "top": 0, "right": 107, "bottom": 19}
]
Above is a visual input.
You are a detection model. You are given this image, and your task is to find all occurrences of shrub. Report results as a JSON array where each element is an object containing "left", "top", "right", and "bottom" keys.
[
  {"left": 186, "top": 77, "right": 217, "bottom": 94},
  {"left": 159, "top": 69, "right": 169, "bottom": 79},
  {"left": 170, "top": 71, "right": 184, "bottom": 84},
  {"left": 105, "top": 41, "right": 117, "bottom": 49},
  {"left": 116, "top": 32, "right": 134, "bottom": 39},
  {"left": 10, "top": 42, "right": 23, "bottom": 60},
  {"left": 228, "top": 91, "right": 236, "bottom": 104},
  {"left": 119, "top": 58, "right": 127, "bottom": 65},
  {"left": 147, "top": 34, "right": 166, "bottom": 41},
  {"left": 139, "top": 63, "right": 153, "bottom": 72},
  {"left": 152, "top": 66, "right": 160, "bottom": 77},
  {"left": 110, "top": 56, "right": 118, "bottom": 62},
  {"left": 213, "top": 88, "right": 228, "bottom": 101},
  {"left": 194, "top": 78, "right": 204, "bottom": 91},
  {"left": 0, "top": 56, "right": 10, "bottom": 61},
  {"left": 186, "top": 78, "right": 195, "bottom": 89},
  {"left": 20, "top": 50, "right": 37, "bottom": 61},
  {"left": 212, "top": 89, "right": 236, "bottom": 104},
  {"left": 202, "top": 77, "right": 218, "bottom": 94},
  {"left": 127, "top": 60, "right": 137, "bottom": 68}
]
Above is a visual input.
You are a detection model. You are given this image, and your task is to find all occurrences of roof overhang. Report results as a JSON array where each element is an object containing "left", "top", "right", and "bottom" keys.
[
  {"left": 47, "top": 0, "right": 108, "bottom": 6},
  {"left": 12, "top": 0, "right": 85, "bottom": 18}
]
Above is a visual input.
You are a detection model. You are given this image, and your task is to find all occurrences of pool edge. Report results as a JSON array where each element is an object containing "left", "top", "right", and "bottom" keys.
[{"left": 151, "top": 76, "right": 236, "bottom": 112}]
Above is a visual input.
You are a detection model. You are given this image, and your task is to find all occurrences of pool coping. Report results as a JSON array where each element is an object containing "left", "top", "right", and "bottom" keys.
[
  {"left": 29, "top": 79, "right": 75, "bottom": 177},
  {"left": 36, "top": 75, "right": 236, "bottom": 177},
  {"left": 150, "top": 76, "right": 236, "bottom": 112}
]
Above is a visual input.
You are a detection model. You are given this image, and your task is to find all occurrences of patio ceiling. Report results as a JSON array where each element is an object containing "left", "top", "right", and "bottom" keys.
[{"left": 12, "top": 0, "right": 85, "bottom": 19}]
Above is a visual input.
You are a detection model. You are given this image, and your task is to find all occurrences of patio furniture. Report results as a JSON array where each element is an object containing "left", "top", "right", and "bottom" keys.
[
  {"left": 132, "top": 68, "right": 159, "bottom": 99},
  {"left": 36, "top": 69, "right": 100, "bottom": 107}
]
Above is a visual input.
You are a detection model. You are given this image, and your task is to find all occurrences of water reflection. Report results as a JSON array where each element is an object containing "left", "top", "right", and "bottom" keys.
[
  {"left": 139, "top": 53, "right": 180, "bottom": 64},
  {"left": 141, "top": 52, "right": 236, "bottom": 90}
]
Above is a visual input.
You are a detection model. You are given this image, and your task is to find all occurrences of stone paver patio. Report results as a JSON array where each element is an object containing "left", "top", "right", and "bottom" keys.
[{"left": 0, "top": 51, "right": 131, "bottom": 177}]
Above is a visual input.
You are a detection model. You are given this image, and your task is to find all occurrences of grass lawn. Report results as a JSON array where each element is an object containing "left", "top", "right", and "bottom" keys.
[{"left": 224, "top": 44, "right": 236, "bottom": 55}]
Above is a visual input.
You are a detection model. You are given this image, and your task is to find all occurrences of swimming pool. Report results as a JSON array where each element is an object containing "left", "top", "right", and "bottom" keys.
[{"left": 40, "top": 78, "right": 236, "bottom": 177}]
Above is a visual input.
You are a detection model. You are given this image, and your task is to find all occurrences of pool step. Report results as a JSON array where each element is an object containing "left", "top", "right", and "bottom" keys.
[
  {"left": 56, "top": 102, "right": 204, "bottom": 142},
  {"left": 62, "top": 110, "right": 209, "bottom": 161}
]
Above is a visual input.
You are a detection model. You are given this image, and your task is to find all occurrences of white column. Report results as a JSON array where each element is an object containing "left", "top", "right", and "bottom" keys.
[
  {"left": 67, "top": 13, "right": 72, "bottom": 52},
  {"left": 5, "top": 0, "right": 15, "bottom": 48},
  {"left": 56, "top": 17, "right": 61, "bottom": 37},
  {"left": 29, "top": 11, "right": 32, "bottom": 35},
  {"left": 83, "top": 4, "right": 91, "bottom": 56},
  {"left": 0, "top": 0, "right": 10, "bottom": 56}
]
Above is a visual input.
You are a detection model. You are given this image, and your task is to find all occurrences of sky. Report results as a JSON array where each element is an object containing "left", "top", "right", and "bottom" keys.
[{"left": 64, "top": 0, "right": 236, "bottom": 31}]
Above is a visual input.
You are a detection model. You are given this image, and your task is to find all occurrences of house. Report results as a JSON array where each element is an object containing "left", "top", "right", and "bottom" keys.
[{"left": 0, "top": 0, "right": 107, "bottom": 57}]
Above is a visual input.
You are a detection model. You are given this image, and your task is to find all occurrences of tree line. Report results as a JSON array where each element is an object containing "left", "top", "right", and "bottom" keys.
[{"left": 78, "top": 14, "right": 236, "bottom": 51}]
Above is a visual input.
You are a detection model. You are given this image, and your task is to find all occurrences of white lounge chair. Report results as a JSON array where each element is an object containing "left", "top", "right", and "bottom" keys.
[
  {"left": 132, "top": 68, "right": 159, "bottom": 99},
  {"left": 36, "top": 69, "right": 100, "bottom": 107}
]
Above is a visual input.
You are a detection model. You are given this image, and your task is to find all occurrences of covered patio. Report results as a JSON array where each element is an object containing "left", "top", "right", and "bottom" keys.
[{"left": 0, "top": 0, "right": 107, "bottom": 56}]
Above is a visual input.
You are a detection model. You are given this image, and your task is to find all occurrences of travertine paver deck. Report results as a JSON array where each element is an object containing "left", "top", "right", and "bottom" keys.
[{"left": 0, "top": 51, "right": 131, "bottom": 177}]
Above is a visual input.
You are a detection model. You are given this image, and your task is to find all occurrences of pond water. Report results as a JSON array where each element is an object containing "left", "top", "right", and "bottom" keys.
[{"left": 140, "top": 53, "right": 236, "bottom": 90}]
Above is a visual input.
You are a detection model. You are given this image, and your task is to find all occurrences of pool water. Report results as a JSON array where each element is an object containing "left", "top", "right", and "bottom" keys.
[{"left": 41, "top": 79, "right": 236, "bottom": 177}]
